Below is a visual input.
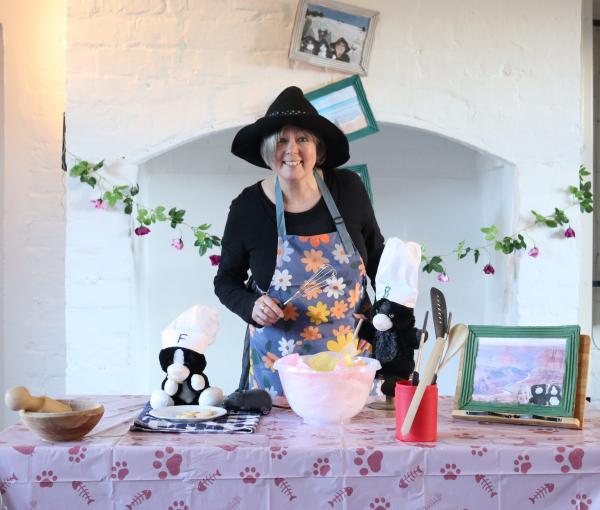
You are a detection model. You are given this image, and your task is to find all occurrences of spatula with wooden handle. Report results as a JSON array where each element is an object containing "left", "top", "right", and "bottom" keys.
[
  {"left": 411, "top": 311, "right": 429, "bottom": 386},
  {"left": 5, "top": 386, "right": 72, "bottom": 413}
]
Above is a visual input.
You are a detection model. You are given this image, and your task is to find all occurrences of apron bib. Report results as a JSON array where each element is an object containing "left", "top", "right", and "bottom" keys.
[{"left": 241, "top": 170, "right": 368, "bottom": 397}]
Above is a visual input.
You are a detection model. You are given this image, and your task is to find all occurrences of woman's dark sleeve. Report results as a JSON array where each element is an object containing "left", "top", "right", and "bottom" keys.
[
  {"left": 213, "top": 197, "right": 260, "bottom": 324},
  {"left": 356, "top": 175, "right": 385, "bottom": 289}
]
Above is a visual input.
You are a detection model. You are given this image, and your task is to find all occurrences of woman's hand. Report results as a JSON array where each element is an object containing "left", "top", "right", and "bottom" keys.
[{"left": 252, "top": 295, "right": 284, "bottom": 327}]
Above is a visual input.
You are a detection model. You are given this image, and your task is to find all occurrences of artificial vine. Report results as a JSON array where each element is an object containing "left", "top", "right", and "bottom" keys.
[
  {"left": 70, "top": 159, "right": 593, "bottom": 277},
  {"left": 421, "top": 166, "right": 593, "bottom": 280},
  {"left": 69, "top": 159, "right": 222, "bottom": 260}
]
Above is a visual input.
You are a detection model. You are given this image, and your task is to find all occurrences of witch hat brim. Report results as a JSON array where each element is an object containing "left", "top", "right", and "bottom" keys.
[{"left": 231, "top": 86, "right": 350, "bottom": 169}]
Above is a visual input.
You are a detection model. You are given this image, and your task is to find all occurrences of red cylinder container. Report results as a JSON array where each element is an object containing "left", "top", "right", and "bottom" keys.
[{"left": 395, "top": 380, "right": 438, "bottom": 442}]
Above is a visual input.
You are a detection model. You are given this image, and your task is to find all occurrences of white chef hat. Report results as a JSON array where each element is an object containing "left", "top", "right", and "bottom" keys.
[
  {"left": 375, "top": 238, "right": 421, "bottom": 308},
  {"left": 161, "top": 304, "right": 219, "bottom": 355}
]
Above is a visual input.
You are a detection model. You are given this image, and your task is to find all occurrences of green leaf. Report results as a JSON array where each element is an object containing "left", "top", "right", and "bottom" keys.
[
  {"left": 458, "top": 247, "right": 471, "bottom": 260},
  {"left": 544, "top": 219, "right": 558, "bottom": 228},
  {"left": 69, "top": 162, "right": 88, "bottom": 177},
  {"left": 93, "top": 160, "right": 105, "bottom": 170},
  {"left": 130, "top": 184, "right": 139, "bottom": 196},
  {"left": 198, "top": 223, "right": 211, "bottom": 231},
  {"left": 473, "top": 249, "right": 480, "bottom": 264},
  {"left": 494, "top": 241, "right": 502, "bottom": 251}
]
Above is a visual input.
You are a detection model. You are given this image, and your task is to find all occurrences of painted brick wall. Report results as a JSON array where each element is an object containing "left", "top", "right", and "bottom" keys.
[
  {"left": 63, "top": 1, "right": 591, "bottom": 395},
  {"left": 1, "top": 0, "right": 66, "bottom": 426}
]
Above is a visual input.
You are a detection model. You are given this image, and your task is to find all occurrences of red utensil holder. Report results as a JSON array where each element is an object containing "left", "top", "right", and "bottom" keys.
[{"left": 395, "top": 380, "right": 438, "bottom": 442}]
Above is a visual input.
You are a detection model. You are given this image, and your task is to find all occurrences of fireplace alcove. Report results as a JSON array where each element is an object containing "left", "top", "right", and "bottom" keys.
[{"left": 134, "top": 123, "right": 516, "bottom": 396}]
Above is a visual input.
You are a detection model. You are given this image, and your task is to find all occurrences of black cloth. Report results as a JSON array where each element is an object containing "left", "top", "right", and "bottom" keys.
[{"left": 214, "top": 168, "right": 385, "bottom": 324}]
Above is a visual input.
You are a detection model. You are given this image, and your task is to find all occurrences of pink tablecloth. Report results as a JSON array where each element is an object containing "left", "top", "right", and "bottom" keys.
[{"left": 1, "top": 395, "right": 599, "bottom": 510}]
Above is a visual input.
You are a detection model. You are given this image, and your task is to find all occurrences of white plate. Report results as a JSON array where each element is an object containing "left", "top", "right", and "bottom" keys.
[{"left": 149, "top": 405, "right": 227, "bottom": 422}]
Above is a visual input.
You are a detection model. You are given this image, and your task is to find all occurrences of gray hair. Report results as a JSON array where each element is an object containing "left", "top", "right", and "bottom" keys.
[{"left": 260, "top": 125, "right": 326, "bottom": 169}]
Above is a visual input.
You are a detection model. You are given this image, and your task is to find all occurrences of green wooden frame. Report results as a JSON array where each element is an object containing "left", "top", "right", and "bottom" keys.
[
  {"left": 457, "top": 325, "right": 580, "bottom": 417},
  {"left": 343, "top": 164, "right": 373, "bottom": 204},
  {"left": 305, "top": 75, "right": 379, "bottom": 142}
]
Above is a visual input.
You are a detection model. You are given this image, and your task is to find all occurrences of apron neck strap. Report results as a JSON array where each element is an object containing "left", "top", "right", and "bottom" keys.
[{"left": 274, "top": 170, "right": 355, "bottom": 256}]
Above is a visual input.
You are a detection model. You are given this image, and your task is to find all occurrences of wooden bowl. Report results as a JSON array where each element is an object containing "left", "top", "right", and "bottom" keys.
[{"left": 20, "top": 399, "right": 104, "bottom": 442}]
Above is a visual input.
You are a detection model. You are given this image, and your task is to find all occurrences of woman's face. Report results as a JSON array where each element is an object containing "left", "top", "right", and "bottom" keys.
[
  {"left": 335, "top": 42, "right": 346, "bottom": 57},
  {"left": 273, "top": 126, "right": 318, "bottom": 181}
]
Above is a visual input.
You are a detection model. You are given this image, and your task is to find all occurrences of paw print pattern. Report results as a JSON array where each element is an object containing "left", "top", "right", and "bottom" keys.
[
  {"left": 470, "top": 445, "right": 488, "bottom": 457},
  {"left": 111, "top": 461, "right": 129, "bottom": 480},
  {"left": 240, "top": 467, "right": 260, "bottom": 484},
  {"left": 312, "top": 457, "right": 330, "bottom": 476},
  {"left": 555, "top": 446, "right": 585, "bottom": 473},
  {"left": 353, "top": 448, "right": 383, "bottom": 476},
  {"left": 36, "top": 470, "right": 57, "bottom": 488},
  {"left": 270, "top": 446, "right": 288, "bottom": 460},
  {"left": 571, "top": 494, "right": 593, "bottom": 510},
  {"left": 513, "top": 455, "right": 532, "bottom": 473},
  {"left": 369, "top": 497, "right": 391, "bottom": 510},
  {"left": 68, "top": 446, "right": 87, "bottom": 463},
  {"left": 439, "top": 463, "right": 461, "bottom": 480},
  {"left": 153, "top": 447, "right": 182, "bottom": 480},
  {"left": 168, "top": 501, "right": 189, "bottom": 510}
]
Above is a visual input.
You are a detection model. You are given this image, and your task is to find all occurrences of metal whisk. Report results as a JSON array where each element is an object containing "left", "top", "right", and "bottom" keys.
[{"left": 281, "top": 264, "right": 337, "bottom": 306}]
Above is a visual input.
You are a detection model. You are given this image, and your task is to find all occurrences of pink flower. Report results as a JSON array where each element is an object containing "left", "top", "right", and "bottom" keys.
[
  {"left": 528, "top": 246, "right": 539, "bottom": 258},
  {"left": 564, "top": 227, "right": 576, "bottom": 238},
  {"left": 134, "top": 226, "right": 150, "bottom": 236},
  {"left": 437, "top": 272, "right": 449, "bottom": 283},
  {"left": 209, "top": 255, "right": 221, "bottom": 266},
  {"left": 91, "top": 198, "right": 107, "bottom": 209},
  {"left": 171, "top": 238, "right": 184, "bottom": 250},
  {"left": 483, "top": 263, "right": 495, "bottom": 275}
]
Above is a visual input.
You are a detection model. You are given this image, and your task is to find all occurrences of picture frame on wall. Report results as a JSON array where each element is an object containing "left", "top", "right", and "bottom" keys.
[
  {"left": 304, "top": 75, "right": 378, "bottom": 142},
  {"left": 452, "top": 325, "right": 589, "bottom": 429},
  {"left": 344, "top": 164, "right": 373, "bottom": 204},
  {"left": 289, "top": 0, "right": 379, "bottom": 76}
]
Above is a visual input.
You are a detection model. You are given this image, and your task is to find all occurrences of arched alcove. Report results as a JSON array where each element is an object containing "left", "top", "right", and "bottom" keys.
[{"left": 135, "top": 123, "right": 517, "bottom": 396}]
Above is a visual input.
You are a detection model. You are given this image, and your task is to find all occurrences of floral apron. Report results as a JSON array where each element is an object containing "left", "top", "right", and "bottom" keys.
[{"left": 241, "top": 170, "right": 368, "bottom": 397}]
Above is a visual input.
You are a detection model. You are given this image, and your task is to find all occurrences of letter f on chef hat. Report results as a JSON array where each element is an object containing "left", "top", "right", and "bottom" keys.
[
  {"left": 375, "top": 238, "right": 422, "bottom": 308},
  {"left": 161, "top": 304, "right": 219, "bottom": 355}
]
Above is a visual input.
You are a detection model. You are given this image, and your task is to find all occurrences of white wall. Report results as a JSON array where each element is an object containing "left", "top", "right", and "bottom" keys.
[
  {"left": 61, "top": 0, "right": 592, "bottom": 398},
  {"left": 0, "top": 0, "right": 66, "bottom": 426}
]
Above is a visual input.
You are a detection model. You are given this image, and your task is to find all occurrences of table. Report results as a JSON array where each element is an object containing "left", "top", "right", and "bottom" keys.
[{"left": 1, "top": 395, "right": 599, "bottom": 509}]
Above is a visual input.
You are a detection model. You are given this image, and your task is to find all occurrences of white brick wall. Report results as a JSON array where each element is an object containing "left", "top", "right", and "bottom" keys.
[
  {"left": 28, "top": 0, "right": 584, "bottom": 400},
  {"left": 1, "top": 0, "right": 66, "bottom": 426}
]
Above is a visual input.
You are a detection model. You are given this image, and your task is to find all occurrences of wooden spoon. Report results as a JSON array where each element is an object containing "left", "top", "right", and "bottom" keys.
[{"left": 436, "top": 323, "right": 469, "bottom": 372}]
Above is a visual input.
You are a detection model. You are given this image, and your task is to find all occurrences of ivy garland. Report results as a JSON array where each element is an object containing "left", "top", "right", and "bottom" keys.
[{"left": 70, "top": 160, "right": 593, "bottom": 275}]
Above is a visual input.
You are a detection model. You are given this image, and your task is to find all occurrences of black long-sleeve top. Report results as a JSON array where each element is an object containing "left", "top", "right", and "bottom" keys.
[{"left": 213, "top": 168, "right": 385, "bottom": 324}]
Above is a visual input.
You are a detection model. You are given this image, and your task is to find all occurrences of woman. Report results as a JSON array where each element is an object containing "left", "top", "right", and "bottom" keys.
[{"left": 214, "top": 86, "right": 384, "bottom": 397}]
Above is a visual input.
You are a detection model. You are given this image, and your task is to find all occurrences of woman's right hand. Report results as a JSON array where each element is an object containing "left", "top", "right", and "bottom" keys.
[{"left": 252, "top": 295, "right": 284, "bottom": 327}]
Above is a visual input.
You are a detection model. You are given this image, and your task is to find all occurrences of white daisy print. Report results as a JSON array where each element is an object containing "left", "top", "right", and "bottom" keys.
[
  {"left": 276, "top": 239, "right": 293, "bottom": 267},
  {"left": 278, "top": 337, "right": 295, "bottom": 356},
  {"left": 324, "top": 276, "right": 346, "bottom": 299},
  {"left": 272, "top": 269, "right": 292, "bottom": 291},
  {"left": 332, "top": 243, "right": 349, "bottom": 264}
]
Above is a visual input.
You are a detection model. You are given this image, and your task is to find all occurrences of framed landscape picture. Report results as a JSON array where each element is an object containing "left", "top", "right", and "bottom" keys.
[
  {"left": 305, "top": 75, "right": 378, "bottom": 142},
  {"left": 289, "top": 0, "right": 379, "bottom": 75},
  {"left": 455, "top": 325, "right": 580, "bottom": 418}
]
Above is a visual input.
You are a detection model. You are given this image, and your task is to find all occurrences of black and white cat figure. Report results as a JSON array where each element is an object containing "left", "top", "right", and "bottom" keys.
[{"left": 149, "top": 304, "right": 223, "bottom": 409}]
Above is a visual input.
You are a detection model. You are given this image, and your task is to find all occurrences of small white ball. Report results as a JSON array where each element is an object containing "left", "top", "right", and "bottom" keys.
[{"left": 199, "top": 387, "right": 224, "bottom": 407}]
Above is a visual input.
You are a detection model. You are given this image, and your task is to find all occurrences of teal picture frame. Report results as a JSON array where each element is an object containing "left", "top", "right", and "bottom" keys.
[
  {"left": 305, "top": 75, "right": 379, "bottom": 142},
  {"left": 343, "top": 164, "right": 373, "bottom": 204},
  {"left": 457, "top": 325, "right": 580, "bottom": 417}
]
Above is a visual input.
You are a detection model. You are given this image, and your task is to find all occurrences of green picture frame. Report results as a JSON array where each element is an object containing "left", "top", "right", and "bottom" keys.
[
  {"left": 304, "top": 75, "right": 379, "bottom": 142},
  {"left": 343, "top": 164, "right": 373, "bottom": 204},
  {"left": 456, "top": 325, "right": 580, "bottom": 418}
]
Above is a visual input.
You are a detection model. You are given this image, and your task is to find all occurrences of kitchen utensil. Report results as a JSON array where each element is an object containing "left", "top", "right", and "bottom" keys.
[
  {"left": 430, "top": 287, "right": 448, "bottom": 340},
  {"left": 411, "top": 311, "right": 429, "bottom": 386},
  {"left": 5, "top": 386, "right": 72, "bottom": 413},
  {"left": 281, "top": 264, "right": 337, "bottom": 306},
  {"left": 401, "top": 335, "right": 446, "bottom": 436},
  {"left": 431, "top": 312, "right": 452, "bottom": 385},
  {"left": 436, "top": 323, "right": 469, "bottom": 372},
  {"left": 19, "top": 399, "right": 104, "bottom": 442}
]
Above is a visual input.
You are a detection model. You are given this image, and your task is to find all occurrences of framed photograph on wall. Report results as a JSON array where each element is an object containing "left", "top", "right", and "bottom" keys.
[
  {"left": 452, "top": 325, "right": 589, "bottom": 429},
  {"left": 344, "top": 164, "right": 373, "bottom": 204},
  {"left": 305, "top": 75, "right": 378, "bottom": 142},
  {"left": 289, "top": 0, "right": 379, "bottom": 76}
]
